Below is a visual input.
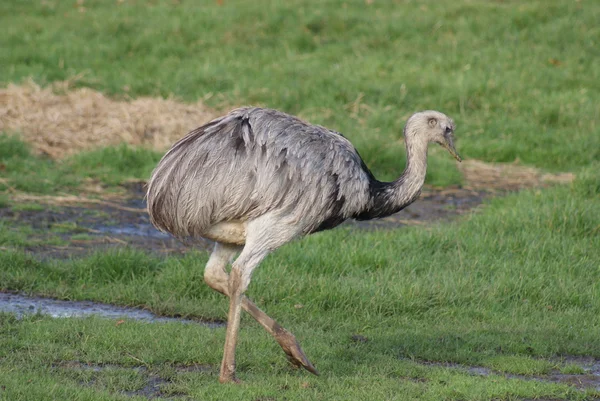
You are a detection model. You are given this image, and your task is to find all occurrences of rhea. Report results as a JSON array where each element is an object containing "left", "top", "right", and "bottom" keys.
[{"left": 146, "top": 107, "right": 461, "bottom": 383}]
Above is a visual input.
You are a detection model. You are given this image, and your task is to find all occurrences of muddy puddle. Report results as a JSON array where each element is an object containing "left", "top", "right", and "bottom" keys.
[
  {"left": 0, "top": 183, "right": 210, "bottom": 259},
  {"left": 0, "top": 292, "right": 223, "bottom": 327},
  {"left": 0, "top": 183, "right": 486, "bottom": 260},
  {"left": 348, "top": 187, "right": 486, "bottom": 230}
]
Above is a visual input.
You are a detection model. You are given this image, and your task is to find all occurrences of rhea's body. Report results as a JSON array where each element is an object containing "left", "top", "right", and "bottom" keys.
[
  {"left": 147, "top": 107, "right": 443, "bottom": 245},
  {"left": 146, "top": 106, "right": 460, "bottom": 383}
]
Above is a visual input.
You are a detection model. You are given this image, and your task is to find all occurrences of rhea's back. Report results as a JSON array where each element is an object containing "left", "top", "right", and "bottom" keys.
[{"left": 146, "top": 107, "right": 373, "bottom": 240}]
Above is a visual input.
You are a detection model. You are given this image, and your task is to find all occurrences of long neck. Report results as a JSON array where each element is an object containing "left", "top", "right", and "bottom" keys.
[
  {"left": 357, "top": 135, "right": 428, "bottom": 220},
  {"left": 391, "top": 134, "right": 428, "bottom": 206}
]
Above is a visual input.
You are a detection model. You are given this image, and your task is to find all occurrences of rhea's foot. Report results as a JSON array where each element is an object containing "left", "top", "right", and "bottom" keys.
[
  {"left": 218, "top": 371, "right": 242, "bottom": 384},
  {"left": 274, "top": 327, "right": 319, "bottom": 375}
]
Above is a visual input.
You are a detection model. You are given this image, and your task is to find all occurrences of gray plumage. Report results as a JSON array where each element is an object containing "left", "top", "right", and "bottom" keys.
[
  {"left": 145, "top": 106, "right": 461, "bottom": 383},
  {"left": 147, "top": 107, "right": 458, "bottom": 240},
  {"left": 147, "top": 107, "right": 369, "bottom": 238}
]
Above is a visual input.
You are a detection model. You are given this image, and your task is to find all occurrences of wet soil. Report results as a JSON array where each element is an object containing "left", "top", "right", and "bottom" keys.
[
  {"left": 348, "top": 186, "right": 486, "bottom": 230},
  {"left": 1, "top": 182, "right": 485, "bottom": 260},
  {"left": 1, "top": 183, "right": 208, "bottom": 259}
]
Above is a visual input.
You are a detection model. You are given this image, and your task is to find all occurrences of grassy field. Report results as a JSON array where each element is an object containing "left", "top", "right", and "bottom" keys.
[
  {"left": 1, "top": 0, "right": 599, "bottom": 400},
  {"left": 2, "top": 0, "right": 599, "bottom": 182}
]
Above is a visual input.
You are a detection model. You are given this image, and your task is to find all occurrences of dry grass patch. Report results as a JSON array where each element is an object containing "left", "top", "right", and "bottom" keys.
[
  {"left": 459, "top": 159, "right": 575, "bottom": 191},
  {"left": 0, "top": 80, "right": 219, "bottom": 158},
  {"left": 1, "top": 81, "right": 575, "bottom": 193}
]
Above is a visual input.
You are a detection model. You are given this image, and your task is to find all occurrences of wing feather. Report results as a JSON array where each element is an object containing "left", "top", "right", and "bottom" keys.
[{"left": 147, "top": 107, "right": 372, "bottom": 238}]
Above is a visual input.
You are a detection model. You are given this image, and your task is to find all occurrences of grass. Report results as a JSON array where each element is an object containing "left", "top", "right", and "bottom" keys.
[
  {"left": 0, "top": 176, "right": 598, "bottom": 399},
  {"left": 1, "top": 0, "right": 599, "bottom": 399},
  {"left": 10, "top": 202, "right": 46, "bottom": 212},
  {"left": 2, "top": 0, "right": 599, "bottom": 183},
  {"left": 6, "top": 176, "right": 599, "bottom": 324},
  {"left": 0, "top": 315, "right": 589, "bottom": 401},
  {"left": 0, "top": 134, "right": 161, "bottom": 194},
  {"left": 0, "top": 220, "right": 68, "bottom": 249}
]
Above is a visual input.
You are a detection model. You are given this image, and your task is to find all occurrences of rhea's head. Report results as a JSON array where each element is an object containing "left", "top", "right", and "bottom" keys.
[{"left": 404, "top": 110, "right": 462, "bottom": 162}]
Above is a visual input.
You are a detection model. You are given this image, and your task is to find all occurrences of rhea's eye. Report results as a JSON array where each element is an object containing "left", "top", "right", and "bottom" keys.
[{"left": 445, "top": 126, "right": 452, "bottom": 134}]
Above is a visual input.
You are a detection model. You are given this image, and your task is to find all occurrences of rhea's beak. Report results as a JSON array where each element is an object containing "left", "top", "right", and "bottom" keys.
[{"left": 442, "top": 134, "right": 462, "bottom": 162}]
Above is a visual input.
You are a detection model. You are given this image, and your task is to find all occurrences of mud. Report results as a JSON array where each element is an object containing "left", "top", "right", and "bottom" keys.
[
  {"left": 0, "top": 292, "right": 223, "bottom": 327},
  {"left": 0, "top": 183, "right": 211, "bottom": 259},
  {"left": 348, "top": 186, "right": 486, "bottom": 230},
  {"left": 1, "top": 183, "right": 486, "bottom": 260}
]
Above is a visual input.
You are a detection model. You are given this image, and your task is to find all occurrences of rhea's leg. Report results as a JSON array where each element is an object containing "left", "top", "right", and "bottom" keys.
[
  {"left": 204, "top": 242, "right": 318, "bottom": 376},
  {"left": 204, "top": 242, "right": 241, "bottom": 295},
  {"left": 241, "top": 301, "right": 318, "bottom": 375},
  {"left": 219, "top": 245, "right": 268, "bottom": 383},
  {"left": 219, "top": 214, "right": 314, "bottom": 383}
]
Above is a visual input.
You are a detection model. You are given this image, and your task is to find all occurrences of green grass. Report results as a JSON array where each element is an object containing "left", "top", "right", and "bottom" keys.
[
  {"left": 10, "top": 202, "right": 46, "bottom": 212},
  {"left": 1, "top": 0, "right": 599, "bottom": 399},
  {"left": 0, "top": 220, "right": 68, "bottom": 249},
  {"left": 0, "top": 134, "right": 161, "bottom": 194},
  {"left": 2, "top": 0, "right": 599, "bottom": 184},
  {"left": 1, "top": 315, "right": 590, "bottom": 401},
  {"left": 0, "top": 221, "right": 33, "bottom": 248},
  {"left": 0, "top": 135, "right": 80, "bottom": 194},
  {"left": 0, "top": 177, "right": 598, "bottom": 399},
  {"left": 561, "top": 364, "right": 586, "bottom": 375},
  {"left": 68, "top": 145, "right": 163, "bottom": 187}
]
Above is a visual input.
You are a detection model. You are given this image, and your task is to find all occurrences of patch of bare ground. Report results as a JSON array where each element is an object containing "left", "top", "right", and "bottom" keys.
[
  {"left": 0, "top": 79, "right": 219, "bottom": 158},
  {"left": 0, "top": 183, "right": 208, "bottom": 259},
  {"left": 458, "top": 159, "right": 575, "bottom": 191}
]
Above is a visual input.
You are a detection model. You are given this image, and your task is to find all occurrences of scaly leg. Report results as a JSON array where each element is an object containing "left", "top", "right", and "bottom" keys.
[
  {"left": 218, "top": 215, "right": 311, "bottom": 383},
  {"left": 242, "top": 300, "right": 318, "bottom": 374},
  {"left": 218, "top": 243, "right": 268, "bottom": 383},
  {"left": 204, "top": 243, "right": 318, "bottom": 376},
  {"left": 219, "top": 265, "right": 246, "bottom": 383}
]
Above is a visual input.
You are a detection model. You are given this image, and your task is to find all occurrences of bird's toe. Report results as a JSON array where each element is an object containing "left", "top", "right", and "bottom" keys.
[{"left": 275, "top": 328, "right": 320, "bottom": 376}]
